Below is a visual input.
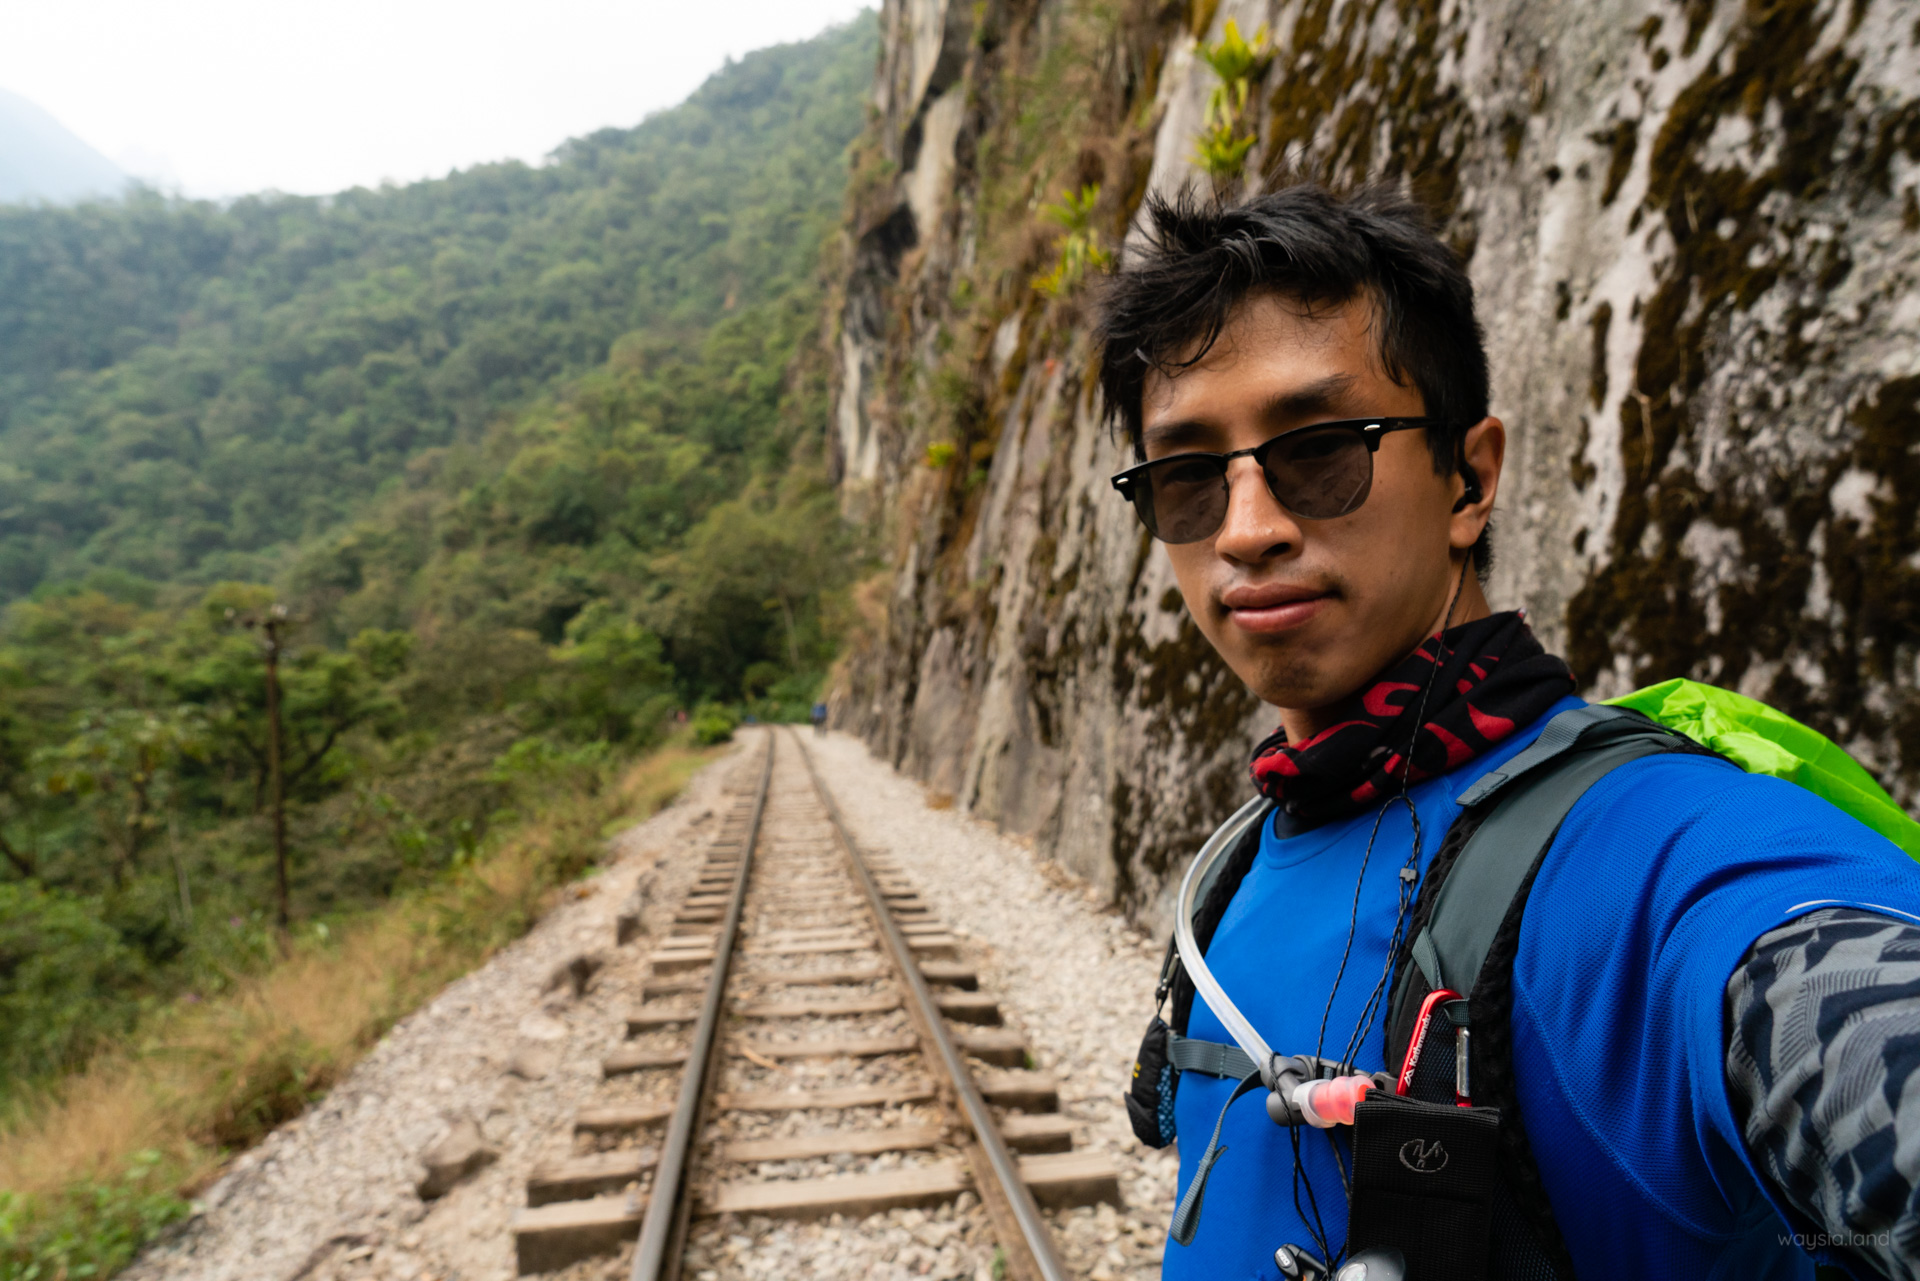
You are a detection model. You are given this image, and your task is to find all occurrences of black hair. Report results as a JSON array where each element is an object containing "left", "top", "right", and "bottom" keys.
[{"left": 1095, "top": 183, "right": 1494, "bottom": 573}]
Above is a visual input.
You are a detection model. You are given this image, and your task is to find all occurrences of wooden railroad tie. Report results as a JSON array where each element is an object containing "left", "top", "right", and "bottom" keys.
[
  {"left": 694, "top": 1150, "right": 1122, "bottom": 1221},
  {"left": 526, "top": 1148, "right": 658, "bottom": 1206},
  {"left": 758, "top": 964, "right": 888, "bottom": 986},
  {"left": 510, "top": 1192, "right": 643, "bottom": 1275},
  {"left": 573, "top": 1101, "right": 673, "bottom": 1134},
  {"left": 741, "top": 1033, "right": 919, "bottom": 1059},
  {"left": 624, "top": 1005, "right": 698, "bottom": 1031},
  {"left": 918, "top": 960, "right": 978, "bottom": 989},
  {"left": 935, "top": 991, "right": 1002, "bottom": 1024},
  {"left": 975, "top": 1069, "right": 1059, "bottom": 1111},
  {"left": 602, "top": 1045, "right": 690, "bottom": 1076},
  {"left": 734, "top": 993, "right": 902, "bottom": 1018},
  {"left": 949, "top": 1026, "right": 1029, "bottom": 1067},
  {"left": 715, "top": 1123, "right": 945, "bottom": 1164},
  {"left": 715, "top": 1080, "right": 936, "bottom": 1112},
  {"left": 700, "top": 1161, "right": 967, "bottom": 1220}
]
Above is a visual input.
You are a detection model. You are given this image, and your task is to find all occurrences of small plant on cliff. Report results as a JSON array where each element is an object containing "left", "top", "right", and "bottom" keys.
[
  {"left": 1193, "top": 19, "right": 1273, "bottom": 181},
  {"left": 924, "top": 441, "right": 959, "bottom": 468},
  {"left": 1031, "top": 184, "right": 1112, "bottom": 297}
]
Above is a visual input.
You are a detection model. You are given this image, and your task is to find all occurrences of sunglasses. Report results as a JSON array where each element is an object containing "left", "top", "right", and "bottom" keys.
[{"left": 1109, "top": 417, "right": 1454, "bottom": 544}]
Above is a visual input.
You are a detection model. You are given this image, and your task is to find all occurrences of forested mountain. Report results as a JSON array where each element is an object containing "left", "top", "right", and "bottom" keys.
[
  {"left": 0, "top": 24, "right": 864, "bottom": 597},
  {"left": 0, "top": 13, "right": 874, "bottom": 1099}
]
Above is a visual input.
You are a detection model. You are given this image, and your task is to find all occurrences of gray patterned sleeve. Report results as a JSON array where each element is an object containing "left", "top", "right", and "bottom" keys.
[{"left": 1725, "top": 907, "right": 1920, "bottom": 1278}]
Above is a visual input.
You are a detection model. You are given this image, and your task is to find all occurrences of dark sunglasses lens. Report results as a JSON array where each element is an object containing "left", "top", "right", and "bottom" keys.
[
  {"left": 1141, "top": 456, "right": 1228, "bottom": 543},
  {"left": 1264, "top": 428, "right": 1373, "bottom": 518}
]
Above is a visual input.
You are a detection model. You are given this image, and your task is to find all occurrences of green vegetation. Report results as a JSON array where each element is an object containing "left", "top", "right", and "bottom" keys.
[
  {"left": 1192, "top": 20, "right": 1272, "bottom": 181},
  {"left": 0, "top": 740, "right": 719, "bottom": 1281},
  {"left": 1030, "top": 184, "right": 1111, "bottom": 297},
  {"left": 0, "top": 15, "right": 876, "bottom": 1269}
]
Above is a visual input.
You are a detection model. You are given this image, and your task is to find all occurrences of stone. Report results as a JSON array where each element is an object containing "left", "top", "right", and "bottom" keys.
[
  {"left": 506, "top": 1041, "right": 562, "bottom": 1081},
  {"left": 542, "top": 951, "right": 605, "bottom": 999},
  {"left": 415, "top": 1118, "right": 496, "bottom": 1200}
]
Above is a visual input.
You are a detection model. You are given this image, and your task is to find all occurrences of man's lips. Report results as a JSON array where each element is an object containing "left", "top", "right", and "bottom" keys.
[{"left": 1218, "top": 583, "right": 1332, "bottom": 635}]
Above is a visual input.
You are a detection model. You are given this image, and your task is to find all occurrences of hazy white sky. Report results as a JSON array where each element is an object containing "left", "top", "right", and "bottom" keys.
[{"left": 0, "top": 0, "right": 873, "bottom": 199}]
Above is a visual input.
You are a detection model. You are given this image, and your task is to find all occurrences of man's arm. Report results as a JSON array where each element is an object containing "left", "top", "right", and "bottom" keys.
[{"left": 1726, "top": 906, "right": 1920, "bottom": 1278}]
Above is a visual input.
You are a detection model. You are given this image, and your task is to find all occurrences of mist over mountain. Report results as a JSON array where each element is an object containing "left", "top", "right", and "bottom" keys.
[{"left": 0, "top": 88, "right": 127, "bottom": 205}]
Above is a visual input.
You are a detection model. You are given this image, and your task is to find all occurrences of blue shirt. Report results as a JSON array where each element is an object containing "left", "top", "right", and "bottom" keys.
[{"left": 1166, "top": 697, "right": 1920, "bottom": 1279}]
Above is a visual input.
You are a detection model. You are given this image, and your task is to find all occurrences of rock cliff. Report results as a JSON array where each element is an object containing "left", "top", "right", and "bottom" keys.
[{"left": 827, "top": 0, "right": 1920, "bottom": 929}]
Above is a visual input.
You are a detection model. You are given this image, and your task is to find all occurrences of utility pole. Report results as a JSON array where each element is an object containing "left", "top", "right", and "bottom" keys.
[
  {"left": 263, "top": 607, "right": 288, "bottom": 935},
  {"left": 230, "top": 601, "right": 292, "bottom": 942}
]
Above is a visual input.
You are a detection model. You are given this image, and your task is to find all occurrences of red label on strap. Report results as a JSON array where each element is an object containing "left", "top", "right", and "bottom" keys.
[{"left": 1394, "top": 986, "right": 1461, "bottom": 1098}]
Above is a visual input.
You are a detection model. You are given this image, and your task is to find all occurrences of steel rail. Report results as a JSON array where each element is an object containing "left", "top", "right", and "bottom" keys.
[
  {"left": 791, "top": 728, "right": 1070, "bottom": 1281},
  {"left": 629, "top": 730, "right": 774, "bottom": 1281}
]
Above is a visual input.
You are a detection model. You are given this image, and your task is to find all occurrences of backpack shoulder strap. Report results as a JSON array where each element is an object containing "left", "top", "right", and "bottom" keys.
[
  {"left": 1406, "top": 704, "right": 1691, "bottom": 999},
  {"left": 1388, "top": 705, "right": 1699, "bottom": 1280},
  {"left": 1170, "top": 796, "right": 1274, "bottom": 1035}
]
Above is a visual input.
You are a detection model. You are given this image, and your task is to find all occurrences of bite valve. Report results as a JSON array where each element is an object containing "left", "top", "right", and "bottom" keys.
[
  {"left": 1273, "top": 1244, "right": 1328, "bottom": 1280},
  {"left": 1289, "top": 1074, "right": 1376, "bottom": 1129}
]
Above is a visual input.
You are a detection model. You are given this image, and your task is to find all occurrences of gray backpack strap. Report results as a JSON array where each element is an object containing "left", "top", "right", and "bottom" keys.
[
  {"left": 1167, "top": 1031, "right": 1259, "bottom": 1080},
  {"left": 1408, "top": 706, "right": 1691, "bottom": 995}
]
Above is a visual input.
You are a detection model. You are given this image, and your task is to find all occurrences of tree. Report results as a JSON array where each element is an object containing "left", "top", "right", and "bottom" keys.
[
  {"left": 542, "top": 603, "right": 677, "bottom": 744},
  {"left": 34, "top": 708, "right": 203, "bottom": 888},
  {"left": 650, "top": 485, "right": 852, "bottom": 699},
  {"left": 171, "top": 587, "right": 404, "bottom": 929}
]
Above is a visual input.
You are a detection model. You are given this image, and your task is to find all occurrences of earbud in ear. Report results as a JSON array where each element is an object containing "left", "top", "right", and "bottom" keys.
[{"left": 1453, "top": 476, "right": 1483, "bottom": 513}]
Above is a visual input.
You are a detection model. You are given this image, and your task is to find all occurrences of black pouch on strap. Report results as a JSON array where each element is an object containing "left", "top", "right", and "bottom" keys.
[
  {"left": 1347, "top": 1092, "right": 1500, "bottom": 1281},
  {"left": 1125, "top": 1015, "right": 1178, "bottom": 1148}
]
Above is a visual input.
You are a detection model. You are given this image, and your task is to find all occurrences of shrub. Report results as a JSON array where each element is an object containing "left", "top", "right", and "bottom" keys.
[
  {"left": 0, "top": 1151, "right": 190, "bottom": 1281},
  {"left": 0, "top": 884, "right": 145, "bottom": 1090},
  {"left": 691, "top": 704, "right": 739, "bottom": 746}
]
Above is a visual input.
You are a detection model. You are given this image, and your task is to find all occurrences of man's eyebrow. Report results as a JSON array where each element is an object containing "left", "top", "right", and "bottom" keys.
[
  {"left": 1254, "top": 373, "right": 1360, "bottom": 422},
  {"left": 1139, "top": 418, "right": 1217, "bottom": 453},
  {"left": 1140, "top": 373, "right": 1364, "bottom": 454}
]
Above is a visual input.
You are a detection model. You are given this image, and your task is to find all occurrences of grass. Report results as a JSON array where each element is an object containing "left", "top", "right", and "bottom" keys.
[{"left": 0, "top": 737, "right": 722, "bottom": 1281}]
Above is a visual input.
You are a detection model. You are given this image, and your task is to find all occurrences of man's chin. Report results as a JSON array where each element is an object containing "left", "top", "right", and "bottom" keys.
[{"left": 1235, "top": 655, "right": 1359, "bottom": 714}]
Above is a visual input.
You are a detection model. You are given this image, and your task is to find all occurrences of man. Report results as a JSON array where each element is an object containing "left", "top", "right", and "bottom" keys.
[{"left": 1099, "top": 185, "right": 1920, "bottom": 1279}]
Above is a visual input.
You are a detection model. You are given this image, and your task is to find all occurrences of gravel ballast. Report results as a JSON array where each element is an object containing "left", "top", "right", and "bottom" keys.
[
  {"left": 803, "top": 730, "right": 1176, "bottom": 1281},
  {"left": 121, "top": 729, "right": 1181, "bottom": 1281}
]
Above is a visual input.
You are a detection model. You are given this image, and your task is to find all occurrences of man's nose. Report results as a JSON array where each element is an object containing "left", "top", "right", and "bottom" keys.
[{"left": 1213, "top": 456, "right": 1301, "bottom": 563}]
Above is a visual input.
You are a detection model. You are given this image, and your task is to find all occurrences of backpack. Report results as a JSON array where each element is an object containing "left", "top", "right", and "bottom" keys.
[{"left": 1129, "top": 681, "right": 1920, "bottom": 1277}]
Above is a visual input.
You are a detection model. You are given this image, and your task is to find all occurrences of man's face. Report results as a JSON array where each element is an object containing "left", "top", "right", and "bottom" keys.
[{"left": 1139, "top": 292, "right": 1496, "bottom": 724}]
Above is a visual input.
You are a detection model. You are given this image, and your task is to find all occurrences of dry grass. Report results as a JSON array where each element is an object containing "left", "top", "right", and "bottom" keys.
[{"left": 0, "top": 738, "right": 721, "bottom": 1277}]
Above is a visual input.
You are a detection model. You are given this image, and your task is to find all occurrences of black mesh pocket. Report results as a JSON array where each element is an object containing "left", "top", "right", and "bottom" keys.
[
  {"left": 1347, "top": 1092, "right": 1500, "bottom": 1281},
  {"left": 1124, "top": 1016, "right": 1178, "bottom": 1148}
]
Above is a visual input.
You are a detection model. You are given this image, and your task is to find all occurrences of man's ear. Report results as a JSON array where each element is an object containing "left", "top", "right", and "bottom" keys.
[
  {"left": 1452, "top": 462, "right": 1483, "bottom": 511},
  {"left": 1450, "top": 417, "right": 1504, "bottom": 545}
]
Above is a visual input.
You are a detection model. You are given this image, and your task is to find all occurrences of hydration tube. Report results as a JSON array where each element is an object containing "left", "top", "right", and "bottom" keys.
[{"left": 1173, "top": 795, "right": 1280, "bottom": 1087}]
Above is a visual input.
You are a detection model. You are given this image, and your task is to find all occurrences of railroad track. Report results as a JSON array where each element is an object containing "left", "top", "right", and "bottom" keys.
[{"left": 507, "top": 727, "right": 1119, "bottom": 1279}]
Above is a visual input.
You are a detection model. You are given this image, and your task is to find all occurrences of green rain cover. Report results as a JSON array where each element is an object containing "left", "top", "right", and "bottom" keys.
[{"left": 1605, "top": 678, "right": 1920, "bottom": 861}]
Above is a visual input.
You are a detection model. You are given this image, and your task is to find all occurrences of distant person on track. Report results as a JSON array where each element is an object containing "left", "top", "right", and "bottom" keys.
[
  {"left": 810, "top": 701, "right": 828, "bottom": 736},
  {"left": 1102, "top": 184, "right": 1920, "bottom": 1280}
]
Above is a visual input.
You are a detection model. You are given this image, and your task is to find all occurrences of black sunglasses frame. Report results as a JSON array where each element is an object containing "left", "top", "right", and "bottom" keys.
[{"left": 1109, "top": 417, "right": 1453, "bottom": 544}]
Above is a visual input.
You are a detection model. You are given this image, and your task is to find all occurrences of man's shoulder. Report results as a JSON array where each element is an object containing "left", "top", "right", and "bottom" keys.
[
  {"left": 1570, "top": 748, "right": 1895, "bottom": 855},
  {"left": 1527, "top": 748, "right": 1920, "bottom": 944}
]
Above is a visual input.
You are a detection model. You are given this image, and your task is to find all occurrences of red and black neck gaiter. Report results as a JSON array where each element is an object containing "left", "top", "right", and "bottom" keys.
[{"left": 1249, "top": 610, "right": 1575, "bottom": 825}]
